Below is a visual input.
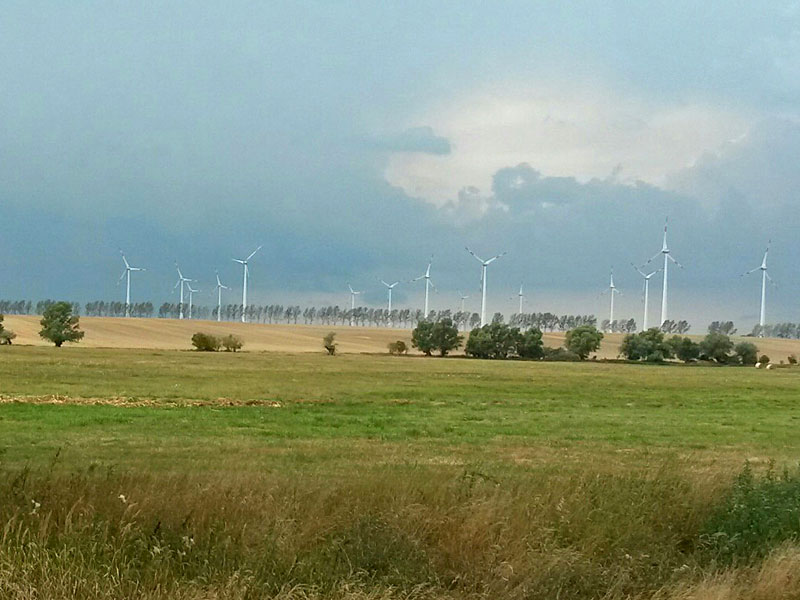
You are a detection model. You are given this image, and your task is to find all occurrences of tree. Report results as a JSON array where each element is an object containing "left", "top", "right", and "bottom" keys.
[
  {"left": 668, "top": 336, "right": 700, "bottom": 363},
  {"left": 221, "top": 334, "right": 244, "bottom": 352},
  {"left": 734, "top": 341, "right": 758, "bottom": 365},
  {"left": 699, "top": 332, "right": 734, "bottom": 363},
  {"left": 39, "top": 302, "right": 84, "bottom": 347},
  {"left": 411, "top": 320, "right": 436, "bottom": 356},
  {"left": 517, "top": 327, "right": 544, "bottom": 359},
  {"left": 0, "top": 314, "right": 16, "bottom": 345},
  {"left": 565, "top": 325, "right": 603, "bottom": 360},
  {"left": 430, "top": 318, "right": 463, "bottom": 356},
  {"left": 465, "top": 323, "right": 523, "bottom": 359},
  {"left": 191, "top": 332, "right": 221, "bottom": 351},
  {"left": 620, "top": 328, "right": 674, "bottom": 362},
  {"left": 323, "top": 332, "right": 337, "bottom": 355}
]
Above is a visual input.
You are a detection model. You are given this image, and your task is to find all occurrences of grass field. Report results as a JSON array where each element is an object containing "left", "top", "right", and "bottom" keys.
[{"left": 2, "top": 347, "right": 800, "bottom": 599}]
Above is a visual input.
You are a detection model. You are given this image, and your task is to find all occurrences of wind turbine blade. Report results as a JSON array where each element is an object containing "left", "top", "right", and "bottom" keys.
[
  {"left": 381, "top": 280, "right": 390, "bottom": 287},
  {"left": 465, "top": 247, "right": 485, "bottom": 263},
  {"left": 643, "top": 252, "right": 662, "bottom": 266},
  {"left": 246, "top": 245, "right": 263, "bottom": 261},
  {"left": 348, "top": 284, "right": 355, "bottom": 293},
  {"left": 120, "top": 252, "right": 130, "bottom": 269},
  {"left": 740, "top": 266, "right": 760, "bottom": 278},
  {"left": 410, "top": 275, "right": 425, "bottom": 282},
  {"left": 485, "top": 251, "right": 507, "bottom": 265},
  {"left": 232, "top": 259, "right": 245, "bottom": 264},
  {"left": 668, "top": 255, "right": 685, "bottom": 269},
  {"left": 631, "top": 262, "right": 648, "bottom": 278},
  {"left": 117, "top": 270, "right": 126, "bottom": 284}
]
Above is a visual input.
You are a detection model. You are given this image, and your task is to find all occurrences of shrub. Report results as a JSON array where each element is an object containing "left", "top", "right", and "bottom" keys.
[
  {"left": 542, "top": 346, "right": 581, "bottom": 361},
  {"left": 323, "top": 332, "right": 337, "bottom": 355},
  {"left": 387, "top": 340, "right": 407, "bottom": 355},
  {"left": 39, "top": 301, "right": 84, "bottom": 347},
  {"left": 620, "top": 328, "right": 674, "bottom": 362},
  {"left": 759, "top": 354, "right": 771, "bottom": 365},
  {"left": 788, "top": 354, "right": 797, "bottom": 365},
  {"left": 699, "top": 332, "right": 733, "bottom": 363},
  {"left": 191, "top": 332, "right": 221, "bottom": 351},
  {"left": 668, "top": 335, "right": 700, "bottom": 363},
  {"left": 733, "top": 342, "right": 759, "bottom": 365},
  {"left": 565, "top": 325, "right": 603, "bottom": 360},
  {"left": 701, "top": 463, "right": 800, "bottom": 564},
  {"left": 221, "top": 334, "right": 244, "bottom": 352}
]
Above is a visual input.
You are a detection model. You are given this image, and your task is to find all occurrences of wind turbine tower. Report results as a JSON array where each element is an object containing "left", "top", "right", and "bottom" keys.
[
  {"left": 601, "top": 269, "right": 620, "bottom": 326},
  {"left": 517, "top": 283, "right": 525, "bottom": 314},
  {"left": 174, "top": 264, "right": 193, "bottom": 320},
  {"left": 645, "top": 219, "right": 684, "bottom": 327},
  {"left": 233, "top": 245, "right": 262, "bottom": 323},
  {"left": 214, "top": 271, "right": 230, "bottom": 322},
  {"left": 466, "top": 247, "right": 507, "bottom": 326},
  {"left": 187, "top": 284, "right": 199, "bottom": 319},
  {"left": 411, "top": 256, "right": 435, "bottom": 317},
  {"left": 380, "top": 280, "right": 400, "bottom": 313},
  {"left": 632, "top": 263, "right": 659, "bottom": 331},
  {"left": 118, "top": 250, "right": 144, "bottom": 318},
  {"left": 741, "top": 241, "right": 773, "bottom": 335}
]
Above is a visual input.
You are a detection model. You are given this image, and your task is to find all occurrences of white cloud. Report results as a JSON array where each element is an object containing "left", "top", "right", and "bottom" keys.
[{"left": 383, "top": 81, "right": 753, "bottom": 205}]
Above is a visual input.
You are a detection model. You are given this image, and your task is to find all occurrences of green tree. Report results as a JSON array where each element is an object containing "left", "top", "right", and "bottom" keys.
[
  {"left": 668, "top": 335, "right": 700, "bottom": 363},
  {"left": 565, "top": 325, "right": 603, "bottom": 360},
  {"left": 517, "top": 327, "right": 544, "bottom": 359},
  {"left": 411, "top": 321, "right": 436, "bottom": 356},
  {"left": 39, "top": 302, "right": 84, "bottom": 347},
  {"left": 221, "top": 334, "right": 244, "bottom": 352},
  {"left": 0, "top": 314, "right": 16, "bottom": 345},
  {"left": 323, "top": 332, "right": 337, "bottom": 355},
  {"left": 430, "top": 318, "right": 463, "bottom": 356},
  {"left": 191, "top": 332, "right": 221, "bottom": 351},
  {"left": 620, "top": 328, "right": 674, "bottom": 362},
  {"left": 733, "top": 341, "right": 758, "bottom": 365},
  {"left": 465, "top": 323, "right": 522, "bottom": 359},
  {"left": 699, "top": 332, "right": 734, "bottom": 363}
]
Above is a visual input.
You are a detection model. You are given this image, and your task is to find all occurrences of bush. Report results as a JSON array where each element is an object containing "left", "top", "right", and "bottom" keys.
[
  {"left": 760, "top": 354, "right": 771, "bottom": 365},
  {"left": 465, "top": 323, "right": 522, "bottom": 359},
  {"left": 191, "top": 332, "right": 221, "bottom": 351},
  {"left": 323, "top": 332, "right": 337, "bottom": 355},
  {"left": 542, "top": 346, "right": 581, "bottom": 361},
  {"left": 733, "top": 342, "right": 759, "bottom": 365},
  {"left": 699, "top": 332, "right": 733, "bottom": 363},
  {"left": 701, "top": 463, "right": 800, "bottom": 564},
  {"left": 565, "top": 325, "right": 604, "bottom": 360},
  {"left": 387, "top": 340, "right": 407, "bottom": 355},
  {"left": 668, "top": 335, "right": 700, "bottom": 363},
  {"left": 221, "top": 334, "right": 244, "bottom": 352},
  {"left": 620, "top": 328, "right": 674, "bottom": 362},
  {"left": 0, "top": 314, "right": 15, "bottom": 345},
  {"left": 788, "top": 354, "right": 797, "bottom": 365},
  {"left": 39, "top": 301, "right": 84, "bottom": 347}
]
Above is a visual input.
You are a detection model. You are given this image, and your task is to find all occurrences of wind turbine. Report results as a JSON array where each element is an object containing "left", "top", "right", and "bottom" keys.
[
  {"left": 174, "top": 263, "right": 193, "bottom": 320},
  {"left": 600, "top": 269, "right": 621, "bottom": 327},
  {"left": 187, "top": 283, "right": 199, "bottom": 320},
  {"left": 466, "top": 247, "right": 507, "bottom": 326},
  {"left": 741, "top": 241, "right": 773, "bottom": 335},
  {"left": 213, "top": 271, "right": 230, "bottom": 322},
  {"left": 457, "top": 291, "right": 469, "bottom": 313},
  {"left": 644, "top": 218, "right": 684, "bottom": 327},
  {"left": 232, "top": 245, "right": 262, "bottom": 323},
  {"left": 117, "top": 250, "right": 144, "bottom": 318},
  {"left": 347, "top": 283, "right": 363, "bottom": 327},
  {"left": 410, "top": 256, "right": 435, "bottom": 317},
  {"left": 632, "top": 263, "right": 660, "bottom": 331},
  {"left": 380, "top": 280, "right": 400, "bottom": 313}
]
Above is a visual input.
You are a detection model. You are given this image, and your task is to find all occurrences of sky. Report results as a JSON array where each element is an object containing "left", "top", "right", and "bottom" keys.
[{"left": 1, "top": 1, "right": 799, "bottom": 330}]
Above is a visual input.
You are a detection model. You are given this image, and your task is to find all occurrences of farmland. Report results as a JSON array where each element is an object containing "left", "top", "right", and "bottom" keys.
[{"left": 1, "top": 346, "right": 800, "bottom": 599}]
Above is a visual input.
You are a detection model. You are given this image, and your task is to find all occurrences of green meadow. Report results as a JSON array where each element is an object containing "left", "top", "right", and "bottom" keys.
[{"left": 1, "top": 347, "right": 800, "bottom": 599}]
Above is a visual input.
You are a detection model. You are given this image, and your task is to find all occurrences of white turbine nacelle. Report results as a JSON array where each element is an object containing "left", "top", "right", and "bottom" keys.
[
  {"left": 632, "top": 263, "right": 660, "bottom": 331},
  {"left": 214, "top": 271, "right": 230, "bottom": 322},
  {"left": 410, "top": 256, "right": 436, "bottom": 318},
  {"left": 741, "top": 241, "right": 774, "bottom": 335},
  {"left": 118, "top": 250, "right": 145, "bottom": 318},
  {"left": 466, "top": 246, "right": 507, "bottom": 327},
  {"left": 233, "top": 245, "right": 262, "bottom": 323},
  {"left": 644, "top": 218, "right": 684, "bottom": 328}
]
